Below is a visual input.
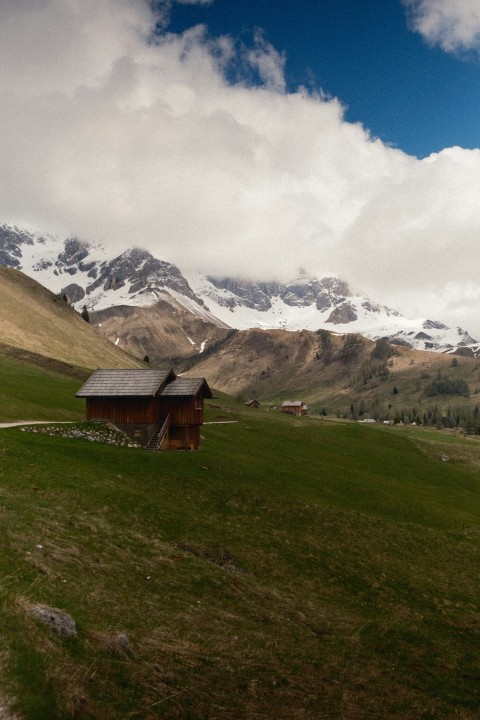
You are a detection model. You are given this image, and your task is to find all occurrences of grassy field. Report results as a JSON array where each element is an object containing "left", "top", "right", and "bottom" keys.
[
  {"left": 0, "top": 366, "right": 480, "bottom": 719},
  {"left": 0, "top": 351, "right": 85, "bottom": 421}
]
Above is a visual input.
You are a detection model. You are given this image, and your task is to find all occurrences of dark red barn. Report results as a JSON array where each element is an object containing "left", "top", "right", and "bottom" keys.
[{"left": 76, "top": 368, "right": 212, "bottom": 450}]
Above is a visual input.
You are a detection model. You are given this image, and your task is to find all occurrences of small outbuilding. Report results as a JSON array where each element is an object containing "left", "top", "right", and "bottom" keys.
[
  {"left": 75, "top": 368, "right": 212, "bottom": 451},
  {"left": 281, "top": 400, "right": 308, "bottom": 416},
  {"left": 245, "top": 399, "right": 260, "bottom": 408}
]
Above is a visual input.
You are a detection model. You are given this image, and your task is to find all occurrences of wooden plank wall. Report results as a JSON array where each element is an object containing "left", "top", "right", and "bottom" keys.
[
  {"left": 86, "top": 397, "right": 160, "bottom": 424},
  {"left": 158, "top": 397, "right": 204, "bottom": 425},
  {"left": 168, "top": 424, "right": 200, "bottom": 451},
  {"left": 84, "top": 396, "right": 205, "bottom": 450}
]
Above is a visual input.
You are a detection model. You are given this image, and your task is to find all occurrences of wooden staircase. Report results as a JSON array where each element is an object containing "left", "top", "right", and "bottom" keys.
[{"left": 146, "top": 411, "right": 172, "bottom": 452}]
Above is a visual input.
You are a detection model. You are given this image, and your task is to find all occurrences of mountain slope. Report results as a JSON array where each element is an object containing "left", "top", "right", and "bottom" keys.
[
  {"left": 91, "top": 299, "right": 232, "bottom": 365},
  {"left": 0, "top": 267, "right": 144, "bottom": 370},
  {"left": 183, "top": 327, "right": 480, "bottom": 419}
]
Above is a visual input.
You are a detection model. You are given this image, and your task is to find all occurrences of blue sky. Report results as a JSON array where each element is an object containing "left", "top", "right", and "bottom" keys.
[
  {"left": 169, "top": 0, "right": 480, "bottom": 157},
  {"left": 2, "top": 0, "right": 480, "bottom": 333}
]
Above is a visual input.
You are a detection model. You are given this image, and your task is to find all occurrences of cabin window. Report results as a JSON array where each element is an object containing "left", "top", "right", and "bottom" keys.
[{"left": 195, "top": 398, "right": 202, "bottom": 410}]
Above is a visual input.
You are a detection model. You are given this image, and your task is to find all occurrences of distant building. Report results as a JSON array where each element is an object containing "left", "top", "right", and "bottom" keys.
[
  {"left": 281, "top": 401, "right": 307, "bottom": 416},
  {"left": 76, "top": 368, "right": 212, "bottom": 451},
  {"left": 245, "top": 399, "right": 260, "bottom": 408}
]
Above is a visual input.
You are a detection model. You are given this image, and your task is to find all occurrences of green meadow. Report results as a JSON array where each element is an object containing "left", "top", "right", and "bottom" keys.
[
  {"left": 0, "top": 356, "right": 480, "bottom": 718},
  {"left": 0, "top": 353, "right": 85, "bottom": 422}
]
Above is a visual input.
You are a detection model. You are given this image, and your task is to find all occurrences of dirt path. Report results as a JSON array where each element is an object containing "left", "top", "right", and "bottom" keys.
[{"left": 0, "top": 421, "right": 73, "bottom": 429}]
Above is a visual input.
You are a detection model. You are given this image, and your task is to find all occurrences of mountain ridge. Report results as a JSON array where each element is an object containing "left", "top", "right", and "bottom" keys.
[{"left": 1, "top": 222, "right": 479, "bottom": 358}]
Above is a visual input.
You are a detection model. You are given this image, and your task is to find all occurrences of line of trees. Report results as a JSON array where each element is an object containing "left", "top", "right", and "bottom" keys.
[{"left": 337, "top": 400, "right": 480, "bottom": 433}]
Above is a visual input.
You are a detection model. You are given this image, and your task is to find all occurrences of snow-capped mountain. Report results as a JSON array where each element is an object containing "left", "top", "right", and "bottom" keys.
[
  {"left": 183, "top": 272, "right": 478, "bottom": 354},
  {"left": 1, "top": 223, "right": 478, "bottom": 356},
  {"left": 0, "top": 226, "right": 201, "bottom": 309}
]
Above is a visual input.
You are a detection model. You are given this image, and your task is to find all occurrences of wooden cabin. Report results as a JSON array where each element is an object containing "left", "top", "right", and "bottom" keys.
[
  {"left": 281, "top": 400, "right": 307, "bottom": 416},
  {"left": 75, "top": 369, "right": 212, "bottom": 451},
  {"left": 245, "top": 399, "right": 260, "bottom": 408}
]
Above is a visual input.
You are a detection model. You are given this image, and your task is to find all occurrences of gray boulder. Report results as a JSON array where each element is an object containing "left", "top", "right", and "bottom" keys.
[{"left": 28, "top": 604, "right": 77, "bottom": 638}]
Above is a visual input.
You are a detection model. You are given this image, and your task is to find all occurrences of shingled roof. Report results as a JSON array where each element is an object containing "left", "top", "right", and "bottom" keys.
[
  {"left": 76, "top": 369, "right": 212, "bottom": 399},
  {"left": 160, "top": 377, "right": 212, "bottom": 398},
  {"left": 75, "top": 369, "right": 175, "bottom": 397}
]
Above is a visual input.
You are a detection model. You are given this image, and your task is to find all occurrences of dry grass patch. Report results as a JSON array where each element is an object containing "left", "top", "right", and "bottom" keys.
[{"left": 413, "top": 433, "right": 480, "bottom": 473}]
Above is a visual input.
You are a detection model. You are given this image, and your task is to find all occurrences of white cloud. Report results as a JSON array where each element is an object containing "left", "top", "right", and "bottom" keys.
[
  {"left": 1, "top": 0, "right": 480, "bottom": 334},
  {"left": 0, "top": 0, "right": 156, "bottom": 96},
  {"left": 245, "top": 30, "right": 286, "bottom": 92},
  {"left": 337, "top": 146, "right": 480, "bottom": 331},
  {"left": 403, "top": 0, "right": 480, "bottom": 54}
]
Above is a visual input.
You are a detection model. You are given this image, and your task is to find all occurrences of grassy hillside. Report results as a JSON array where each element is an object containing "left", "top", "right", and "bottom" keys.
[
  {"left": 0, "top": 381, "right": 480, "bottom": 718},
  {"left": 0, "top": 349, "right": 85, "bottom": 421},
  {"left": 0, "top": 267, "right": 144, "bottom": 369}
]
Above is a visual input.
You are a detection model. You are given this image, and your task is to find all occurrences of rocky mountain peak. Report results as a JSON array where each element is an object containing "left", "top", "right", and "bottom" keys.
[
  {"left": 456, "top": 328, "right": 477, "bottom": 346},
  {"left": 79, "top": 247, "right": 203, "bottom": 306},
  {"left": 320, "top": 276, "right": 351, "bottom": 296},
  {"left": 423, "top": 319, "right": 448, "bottom": 331},
  {"left": 205, "top": 277, "right": 273, "bottom": 311},
  {"left": 326, "top": 302, "right": 358, "bottom": 325},
  {"left": 0, "top": 224, "right": 35, "bottom": 267},
  {"left": 281, "top": 278, "right": 323, "bottom": 307},
  {"left": 315, "top": 277, "right": 351, "bottom": 312}
]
